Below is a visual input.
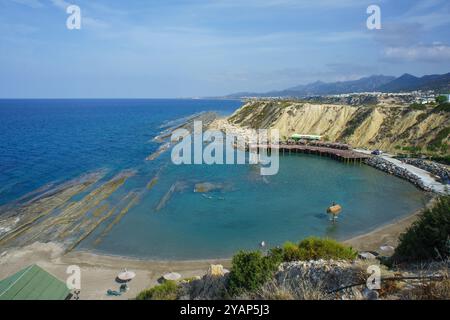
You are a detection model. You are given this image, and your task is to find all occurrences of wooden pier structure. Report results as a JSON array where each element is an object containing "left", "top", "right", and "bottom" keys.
[{"left": 245, "top": 143, "right": 371, "bottom": 164}]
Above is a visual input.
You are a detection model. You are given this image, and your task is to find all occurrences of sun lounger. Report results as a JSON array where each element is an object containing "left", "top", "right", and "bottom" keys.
[{"left": 107, "top": 289, "right": 122, "bottom": 296}]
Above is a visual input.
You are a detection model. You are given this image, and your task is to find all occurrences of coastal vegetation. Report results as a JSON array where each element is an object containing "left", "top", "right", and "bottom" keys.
[
  {"left": 431, "top": 95, "right": 450, "bottom": 113},
  {"left": 134, "top": 238, "right": 359, "bottom": 299},
  {"left": 427, "top": 127, "right": 450, "bottom": 153},
  {"left": 392, "top": 196, "right": 450, "bottom": 263},
  {"left": 135, "top": 229, "right": 450, "bottom": 300},
  {"left": 395, "top": 145, "right": 422, "bottom": 154},
  {"left": 136, "top": 280, "right": 178, "bottom": 300},
  {"left": 228, "top": 250, "right": 280, "bottom": 296},
  {"left": 131, "top": 197, "right": 449, "bottom": 301},
  {"left": 430, "top": 155, "right": 450, "bottom": 166},
  {"left": 436, "top": 95, "right": 449, "bottom": 105},
  {"left": 338, "top": 107, "right": 374, "bottom": 139},
  {"left": 227, "top": 238, "right": 357, "bottom": 296},
  {"left": 408, "top": 103, "right": 427, "bottom": 111},
  {"left": 286, "top": 237, "right": 358, "bottom": 261}
]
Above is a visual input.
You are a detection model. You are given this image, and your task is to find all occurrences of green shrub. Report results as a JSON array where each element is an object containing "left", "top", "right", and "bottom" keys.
[
  {"left": 136, "top": 280, "right": 179, "bottom": 300},
  {"left": 228, "top": 250, "right": 279, "bottom": 296},
  {"left": 401, "top": 146, "right": 422, "bottom": 153},
  {"left": 392, "top": 196, "right": 450, "bottom": 263},
  {"left": 339, "top": 107, "right": 373, "bottom": 138},
  {"left": 282, "top": 241, "right": 302, "bottom": 261},
  {"left": 436, "top": 96, "right": 448, "bottom": 104},
  {"left": 427, "top": 127, "right": 450, "bottom": 153},
  {"left": 416, "top": 113, "right": 428, "bottom": 123},
  {"left": 409, "top": 103, "right": 426, "bottom": 111},
  {"left": 227, "top": 238, "right": 358, "bottom": 296},
  {"left": 267, "top": 247, "right": 284, "bottom": 265},
  {"left": 434, "top": 102, "right": 450, "bottom": 113},
  {"left": 296, "top": 237, "right": 358, "bottom": 261},
  {"left": 431, "top": 155, "right": 450, "bottom": 165}
]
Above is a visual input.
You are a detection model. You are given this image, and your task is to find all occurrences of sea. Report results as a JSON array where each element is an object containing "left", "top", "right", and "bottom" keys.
[{"left": 0, "top": 99, "right": 429, "bottom": 259}]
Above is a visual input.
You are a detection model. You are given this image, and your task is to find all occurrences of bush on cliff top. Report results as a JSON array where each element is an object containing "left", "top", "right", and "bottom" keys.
[
  {"left": 227, "top": 238, "right": 357, "bottom": 296},
  {"left": 282, "top": 241, "right": 303, "bottom": 261},
  {"left": 295, "top": 237, "right": 358, "bottom": 261},
  {"left": 228, "top": 250, "right": 280, "bottom": 296},
  {"left": 393, "top": 196, "right": 450, "bottom": 263},
  {"left": 136, "top": 280, "right": 179, "bottom": 300},
  {"left": 279, "top": 238, "right": 358, "bottom": 262}
]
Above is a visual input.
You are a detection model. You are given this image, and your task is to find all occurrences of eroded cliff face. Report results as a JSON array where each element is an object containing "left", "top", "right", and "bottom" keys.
[{"left": 227, "top": 100, "right": 450, "bottom": 153}]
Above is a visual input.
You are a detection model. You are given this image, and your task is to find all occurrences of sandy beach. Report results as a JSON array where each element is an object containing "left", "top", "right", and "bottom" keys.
[
  {"left": 0, "top": 242, "right": 230, "bottom": 300},
  {"left": 0, "top": 197, "right": 434, "bottom": 300},
  {"left": 344, "top": 197, "right": 437, "bottom": 253}
]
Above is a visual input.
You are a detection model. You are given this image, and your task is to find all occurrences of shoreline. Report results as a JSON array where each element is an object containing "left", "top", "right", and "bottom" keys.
[
  {"left": 0, "top": 117, "right": 445, "bottom": 299},
  {"left": 0, "top": 198, "right": 435, "bottom": 300},
  {"left": 210, "top": 117, "right": 449, "bottom": 195},
  {"left": 343, "top": 196, "right": 436, "bottom": 253}
]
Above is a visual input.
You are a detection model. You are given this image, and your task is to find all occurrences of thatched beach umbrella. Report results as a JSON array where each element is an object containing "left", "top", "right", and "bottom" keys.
[
  {"left": 327, "top": 203, "right": 342, "bottom": 221},
  {"left": 117, "top": 270, "right": 136, "bottom": 282}
]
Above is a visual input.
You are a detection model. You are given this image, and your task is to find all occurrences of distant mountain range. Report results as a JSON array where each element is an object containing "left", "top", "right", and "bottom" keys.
[{"left": 224, "top": 72, "right": 450, "bottom": 98}]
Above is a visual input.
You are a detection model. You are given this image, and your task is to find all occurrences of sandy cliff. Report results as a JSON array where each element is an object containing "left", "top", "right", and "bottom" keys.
[{"left": 227, "top": 100, "right": 450, "bottom": 153}]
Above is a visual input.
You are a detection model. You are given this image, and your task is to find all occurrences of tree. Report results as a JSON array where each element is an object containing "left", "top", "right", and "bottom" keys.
[
  {"left": 436, "top": 95, "right": 448, "bottom": 104},
  {"left": 393, "top": 196, "right": 450, "bottom": 263}
]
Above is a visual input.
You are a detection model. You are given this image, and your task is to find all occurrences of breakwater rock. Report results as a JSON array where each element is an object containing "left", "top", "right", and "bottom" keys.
[
  {"left": 364, "top": 156, "right": 430, "bottom": 191},
  {"left": 401, "top": 158, "right": 450, "bottom": 184}
]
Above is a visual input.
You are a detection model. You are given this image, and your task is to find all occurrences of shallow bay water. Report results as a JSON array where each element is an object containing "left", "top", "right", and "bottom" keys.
[{"left": 0, "top": 99, "right": 429, "bottom": 259}]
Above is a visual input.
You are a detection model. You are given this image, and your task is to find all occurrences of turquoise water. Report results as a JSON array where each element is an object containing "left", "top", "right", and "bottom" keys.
[
  {"left": 87, "top": 153, "right": 428, "bottom": 259},
  {"left": 0, "top": 99, "right": 429, "bottom": 259}
]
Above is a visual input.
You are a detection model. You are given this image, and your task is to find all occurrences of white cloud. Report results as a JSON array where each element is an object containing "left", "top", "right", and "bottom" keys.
[
  {"left": 49, "top": 0, "right": 69, "bottom": 10},
  {"left": 394, "top": 0, "right": 450, "bottom": 30},
  {"left": 383, "top": 44, "right": 450, "bottom": 63},
  {"left": 11, "top": 0, "right": 43, "bottom": 8},
  {"left": 206, "top": 0, "right": 372, "bottom": 9}
]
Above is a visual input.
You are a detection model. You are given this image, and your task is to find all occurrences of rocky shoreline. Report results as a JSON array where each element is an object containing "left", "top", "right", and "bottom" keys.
[
  {"left": 364, "top": 156, "right": 430, "bottom": 191},
  {"left": 401, "top": 158, "right": 450, "bottom": 184}
]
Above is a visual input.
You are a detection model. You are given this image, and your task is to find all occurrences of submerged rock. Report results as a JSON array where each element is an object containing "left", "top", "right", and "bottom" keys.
[
  {"left": 155, "top": 181, "right": 187, "bottom": 211},
  {"left": 194, "top": 182, "right": 224, "bottom": 193}
]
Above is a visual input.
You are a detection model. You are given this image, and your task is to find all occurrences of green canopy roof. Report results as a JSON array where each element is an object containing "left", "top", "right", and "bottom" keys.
[{"left": 0, "top": 264, "right": 70, "bottom": 300}]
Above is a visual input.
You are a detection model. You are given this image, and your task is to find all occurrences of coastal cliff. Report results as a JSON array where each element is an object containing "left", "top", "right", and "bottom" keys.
[{"left": 227, "top": 100, "right": 450, "bottom": 154}]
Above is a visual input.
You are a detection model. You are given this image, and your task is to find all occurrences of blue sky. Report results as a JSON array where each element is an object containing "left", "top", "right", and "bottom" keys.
[{"left": 0, "top": 0, "right": 449, "bottom": 98}]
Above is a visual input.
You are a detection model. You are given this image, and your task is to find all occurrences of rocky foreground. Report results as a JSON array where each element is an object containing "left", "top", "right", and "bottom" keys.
[{"left": 180, "top": 259, "right": 449, "bottom": 300}]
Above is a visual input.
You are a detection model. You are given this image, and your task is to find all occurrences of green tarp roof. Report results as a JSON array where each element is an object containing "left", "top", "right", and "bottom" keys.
[{"left": 0, "top": 264, "right": 70, "bottom": 300}]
